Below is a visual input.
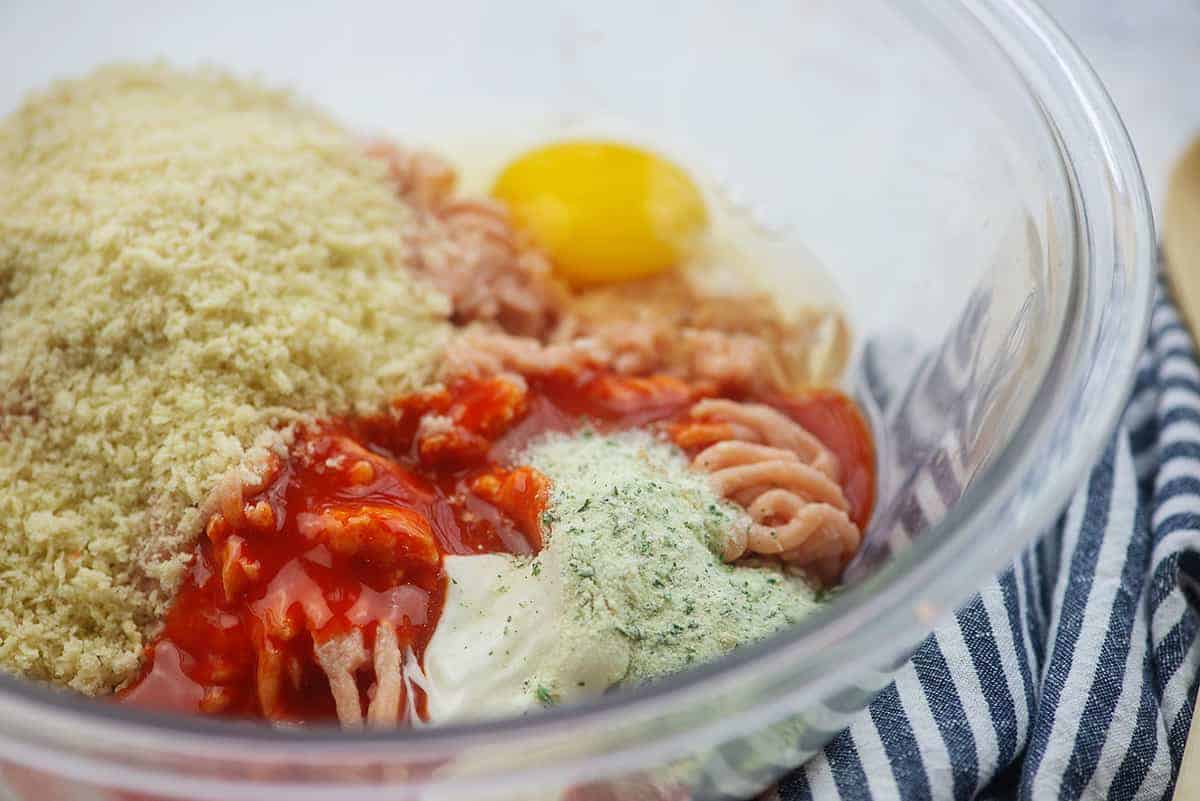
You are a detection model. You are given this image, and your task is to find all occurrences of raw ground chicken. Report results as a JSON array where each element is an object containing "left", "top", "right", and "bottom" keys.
[{"left": 368, "top": 143, "right": 850, "bottom": 393}]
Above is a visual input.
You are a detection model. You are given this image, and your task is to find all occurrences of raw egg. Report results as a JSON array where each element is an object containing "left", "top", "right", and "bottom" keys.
[{"left": 491, "top": 141, "right": 708, "bottom": 286}]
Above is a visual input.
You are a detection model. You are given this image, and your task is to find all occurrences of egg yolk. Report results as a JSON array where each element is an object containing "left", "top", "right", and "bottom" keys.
[{"left": 491, "top": 141, "right": 708, "bottom": 286}]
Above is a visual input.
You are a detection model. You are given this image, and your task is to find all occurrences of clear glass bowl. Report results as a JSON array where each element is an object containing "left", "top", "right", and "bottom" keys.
[{"left": 0, "top": 1, "right": 1154, "bottom": 799}]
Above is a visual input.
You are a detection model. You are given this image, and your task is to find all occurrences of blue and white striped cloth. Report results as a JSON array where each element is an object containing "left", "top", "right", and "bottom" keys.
[{"left": 770, "top": 281, "right": 1200, "bottom": 801}]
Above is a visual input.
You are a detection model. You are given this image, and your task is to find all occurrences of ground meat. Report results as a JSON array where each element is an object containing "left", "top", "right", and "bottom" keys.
[
  {"left": 367, "top": 141, "right": 849, "bottom": 394},
  {"left": 440, "top": 327, "right": 610, "bottom": 381},
  {"left": 367, "top": 142, "right": 569, "bottom": 338},
  {"left": 555, "top": 274, "right": 849, "bottom": 391}
]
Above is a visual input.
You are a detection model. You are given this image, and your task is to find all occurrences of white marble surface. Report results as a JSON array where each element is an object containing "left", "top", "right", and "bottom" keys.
[{"left": 1040, "top": 0, "right": 1200, "bottom": 219}]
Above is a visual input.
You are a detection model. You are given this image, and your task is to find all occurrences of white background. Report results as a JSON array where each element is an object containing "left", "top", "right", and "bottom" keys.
[{"left": 1041, "top": 0, "right": 1200, "bottom": 218}]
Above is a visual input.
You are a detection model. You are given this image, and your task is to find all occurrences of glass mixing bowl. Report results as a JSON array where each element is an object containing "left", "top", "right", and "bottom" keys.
[{"left": 0, "top": 0, "right": 1154, "bottom": 799}]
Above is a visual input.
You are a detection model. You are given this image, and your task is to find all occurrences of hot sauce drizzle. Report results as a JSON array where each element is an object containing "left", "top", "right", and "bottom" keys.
[{"left": 121, "top": 371, "right": 874, "bottom": 723}]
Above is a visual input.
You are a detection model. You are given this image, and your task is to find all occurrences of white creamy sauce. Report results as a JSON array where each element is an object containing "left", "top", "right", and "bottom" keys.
[{"left": 422, "top": 551, "right": 627, "bottom": 721}]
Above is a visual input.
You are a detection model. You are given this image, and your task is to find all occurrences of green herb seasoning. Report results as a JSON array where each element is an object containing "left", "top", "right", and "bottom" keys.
[{"left": 523, "top": 429, "right": 820, "bottom": 685}]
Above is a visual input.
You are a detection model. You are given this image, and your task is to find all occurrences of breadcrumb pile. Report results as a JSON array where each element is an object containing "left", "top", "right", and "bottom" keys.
[{"left": 0, "top": 66, "right": 449, "bottom": 693}]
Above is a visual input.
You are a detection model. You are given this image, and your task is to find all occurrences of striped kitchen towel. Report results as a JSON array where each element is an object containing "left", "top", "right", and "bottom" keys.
[{"left": 771, "top": 279, "right": 1200, "bottom": 801}]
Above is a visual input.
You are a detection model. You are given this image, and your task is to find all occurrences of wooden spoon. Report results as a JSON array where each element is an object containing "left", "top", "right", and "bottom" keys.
[
  {"left": 1166, "top": 137, "right": 1200, "bottom": 336},
  {"left": 1165, "top": 135, "right": 1200, "bottom": 801}
]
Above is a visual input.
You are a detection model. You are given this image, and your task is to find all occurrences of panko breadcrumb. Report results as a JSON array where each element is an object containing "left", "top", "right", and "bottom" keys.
[{"left": 0, "top": 65, "right": 449, "bottom": 694}]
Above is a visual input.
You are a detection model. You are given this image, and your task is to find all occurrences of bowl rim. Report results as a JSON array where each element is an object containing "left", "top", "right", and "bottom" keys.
[{"left": 0, "top": 0, "right": 1157, "bottom": 793}]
